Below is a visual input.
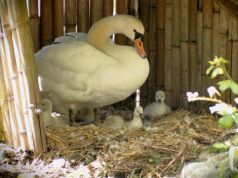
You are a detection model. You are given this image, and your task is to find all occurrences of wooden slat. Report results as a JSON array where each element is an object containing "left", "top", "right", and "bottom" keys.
[
  {"left": 220, "top": 8, "right": 228, "bottom": 34},
  {"left": 103, "top": 0, "right": 113, "bottom": 17},
  {"left": 197, "top": 12, "right": 203, "bottom": 96},
  {"left": 180, "top": 0, "right": 189, "bottom": 42},
  {"left": 77, "top": 0, "right": 89, "bottom": 33},
  {"left": 27, "top": 0, "right": 39, "bottom": 52},
  {"left": 189, "top": 42, "right": 198, "bottom": 91},
  {"left": 65, "top": 0, "right": 77, "bottom": 32},
  {"left": 189, "top": 0, "right": 197, "bottom": 42},
  {"left": 172, "top": 0, "right": 180, "bottom": 46},
  {"left": 202, "top": 28, "right": 212, "bottom": 96},
  {"left": 164, "top": 0, "right": 173, "bottom": 106},
  {"left": 171, "top": 46, "right": 180, "bottom": 108},
  {"left": 90, "top": 0, "right": 103, "bottom": 26},
  {"left": 231, "top": 41, "right": 238, "bottom": 104},
  {"left": 157, "top": 0, "right": 165, "bottom": 30},
  {"left": 203, "top": 0, "right": 213, "bottom": 28},
  {"left": 156, "top": 0, "right": 165, "bottom": 89},
  {"left": 148, "top": 0, "right": 157, "bottom": 101},
  {"left": 156, "top": 30, "right": 165, "bottom": 88},
  {"left": 40, "top": 0, "right": 53, "bottom": 46},
  {"left": 212, "top": 13, "right": 220, "bottom": 58},
  {"left": 53, "top": 0, "right": 64, "bottom": 37}
]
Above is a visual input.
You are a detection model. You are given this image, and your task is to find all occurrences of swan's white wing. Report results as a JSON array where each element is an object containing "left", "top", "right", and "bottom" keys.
[{"left": 36, "top": 41, "right": 118, "bottom": 101}]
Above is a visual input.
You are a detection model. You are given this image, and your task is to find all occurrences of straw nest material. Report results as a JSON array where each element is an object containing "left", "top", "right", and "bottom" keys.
[{"left": 44, "top": 109, "right": 231, "bottom": 177}]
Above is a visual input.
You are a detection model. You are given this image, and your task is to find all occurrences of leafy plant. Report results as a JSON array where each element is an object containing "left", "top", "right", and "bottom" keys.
[{"left": 187, "top": 56, "right": 238, "bottom": 176}]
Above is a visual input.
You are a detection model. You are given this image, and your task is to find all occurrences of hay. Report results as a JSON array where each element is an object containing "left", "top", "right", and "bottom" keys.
[{"left": 44, "top": 109, "right": 230, "bottom": 177}]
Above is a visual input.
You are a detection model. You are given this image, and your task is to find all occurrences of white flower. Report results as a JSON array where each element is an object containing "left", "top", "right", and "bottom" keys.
[
  {"left": 235, "top": 98, "right": 238, "bottom": 104},
  {"left": 207, "top": 86, "right": 220, "bottom": 98},
  {"left": 209, "top": 103, "right": 235, "bottom": 115},
  {"left": 186, "top": 92, "right": 199, "bottom": 102}
]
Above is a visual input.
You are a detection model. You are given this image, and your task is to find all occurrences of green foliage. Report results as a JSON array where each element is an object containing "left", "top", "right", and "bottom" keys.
[
  {"left": 219, "top": 157, "right": 229, "bottom": 178},
  {"left": 210, "top": 143, "right": 230, "bottom": 153}
]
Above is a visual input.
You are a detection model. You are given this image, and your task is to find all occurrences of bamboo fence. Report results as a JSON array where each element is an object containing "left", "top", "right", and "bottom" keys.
[{"left": 0, "top": 0, "right": 46, "bottom": 154}]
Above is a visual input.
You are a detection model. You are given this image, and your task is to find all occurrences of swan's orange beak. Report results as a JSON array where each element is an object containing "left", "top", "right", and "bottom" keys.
[{"left": 134, "top": 38, "right": 147, "bottom": 59}]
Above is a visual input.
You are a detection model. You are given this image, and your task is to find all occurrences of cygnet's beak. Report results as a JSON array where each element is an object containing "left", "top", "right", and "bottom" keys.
[
  {"left": 139, "top": 113, "right": 144, "bottom": 119},
  {"left": 134, "top": 38, "right": 147, "bottom": 59}
]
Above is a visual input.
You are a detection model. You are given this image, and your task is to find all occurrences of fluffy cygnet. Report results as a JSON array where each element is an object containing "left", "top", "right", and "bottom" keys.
[
  {"left": 103, "top": 106, "right": 144, "bottom": 130},
  {"left": 41, "top": 99, "right": 69, "bottom": 128},
  {"left": 125, "top": 106, "right": 143, "bottom": 129},
  {"left": 143, "top": 90, "right": 172, "bottom": 121}
]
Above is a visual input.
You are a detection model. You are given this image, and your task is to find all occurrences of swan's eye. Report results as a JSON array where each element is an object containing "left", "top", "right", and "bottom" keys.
[{"left": 133, "top": 29, "right": 143, "bottom": 40}]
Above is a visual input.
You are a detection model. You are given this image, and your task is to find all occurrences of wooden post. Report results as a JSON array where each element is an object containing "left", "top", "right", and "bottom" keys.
[
  {"left": 7, "top": 0, "right": 46, "bottom": 154},
  {"left": 65, "top": 0, "right": 77, "bottom": 32},
  {"left": 27, "top": 0, "right": 40, "bottom": 52},
  {"left": 77, "top": 0, "right": 89, "bottom": 33}
]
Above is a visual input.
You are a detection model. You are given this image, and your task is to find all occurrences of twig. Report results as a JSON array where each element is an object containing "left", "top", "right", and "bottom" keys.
[{"left": 158, "top": 143, "right": 186, "bottom": 175}]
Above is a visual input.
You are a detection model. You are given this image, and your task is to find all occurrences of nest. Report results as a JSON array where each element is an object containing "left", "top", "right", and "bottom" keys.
[{"left": 44, "top": 109, "right": 231, "bottom": 177}]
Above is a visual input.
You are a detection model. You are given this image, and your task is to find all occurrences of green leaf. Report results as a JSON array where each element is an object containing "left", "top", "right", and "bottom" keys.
[
  {"left": 211, "top": 68, "right": 219, "bottom": 79},
  {"left": 219, "top": 157, "right": 229, "bottom": 178},
  {"left": 206, "top": 66, "right": 214, "bottom": 75},
  {"left": 218, "top": 115, "right": 234, "bottom": 128},
  {"left": 231, "top": 81, "right": 238, "bottom": 95},
  {"left": 218, "top": 80, "right": 232, "bottom": 92},
  {"left": 233, "top": 113, "right": 238, "bottom": 126}
]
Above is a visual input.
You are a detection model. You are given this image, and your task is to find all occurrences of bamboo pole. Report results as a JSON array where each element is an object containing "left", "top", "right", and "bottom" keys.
[
  {"left": 65, "top": 0, "right": 77, "bottom": 32},
  {"left": 53, "top": 0, "right": 64, "bottom": 37},
  {"left": 40, "top": 0, "right": 53, "bottom": 46},
  {"left": 8, "top": 0, "right": 37, "bottom": 150},
  {"left": 0, "top": 25, "right": 13, "bottom": 145},
  {"left": 7, "top": 0, "right": 46, "bottom": 154},
  {"left": 27, "top": 0, "right": 40, "bottom": 52},
  {"left": 77, "top": 0, "right": 89, "bottom": 33},
  {"left": 103, "top": 0, "right": 113, "bottom": 17}
]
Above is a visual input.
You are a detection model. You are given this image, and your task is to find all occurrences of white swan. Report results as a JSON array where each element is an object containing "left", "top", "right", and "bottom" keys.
[
  {"left": 36, "top": 15, "right": 149, "bottom": 122},
  {"left": 143, "top": 90, "right": 172, "bottom": 121},
  {"left": 41, "top": 99, "right": 69, "bottom": 128},
  {"left": 103, "top": 106, "right": 144, "bottom": 130}
]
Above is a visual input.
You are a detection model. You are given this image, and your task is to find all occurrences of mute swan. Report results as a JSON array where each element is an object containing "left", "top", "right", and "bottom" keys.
[
  {"left": 143, "top": 90, "right": 172, "bottom": 121},
  {"left": 36, "top": 15, "right": 149, "bottom": 122},
  {"left": 103, "top": 106, "right": 143, "bottom": 130},
  {"left": 41, "top": 99, "right": 69, "bottom": 128}
]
